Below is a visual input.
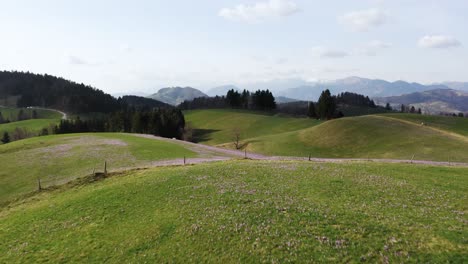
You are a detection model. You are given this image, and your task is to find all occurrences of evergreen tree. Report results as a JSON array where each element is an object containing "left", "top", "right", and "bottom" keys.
[
  {"left": 385, "top": 103, "right": 392, "bottom": 111},
  {"left": 0, "top": 111, "right": 4, "bottom": 124},
  {"left": 32, "top": 110, "right": 38, "bottom": 119},
  {"left": 317, "top": 89, "right": 336, "bottom": 120},
  {"left": 307, "top": 102, "right": 317, "bottom": 118},
  {"left": 417, "top": 108, "right": 422, "bottom": 114},
  {"left": 1, "top": 132, "right": 10, "bottom": 144},
  {"left": 400, "top": 104, "right": 406, "bottom": 113},
  {"left": 410, "top": 106, "right": 416, "bottom": 113}
]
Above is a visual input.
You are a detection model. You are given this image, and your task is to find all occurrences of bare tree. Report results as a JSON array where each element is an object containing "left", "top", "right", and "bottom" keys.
[{"left": 232, "top": 128, "right": 242, "bottom": 150}]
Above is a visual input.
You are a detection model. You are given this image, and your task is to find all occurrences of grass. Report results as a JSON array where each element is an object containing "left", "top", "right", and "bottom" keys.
[
  {"left": 382, "top": 113, "right": 468, "bottom": 137},
  {"left": 184, "top": 109, "right": 320, "bottom": 145},
  {"left": 0, "top": 118, "right": 60, "bottom": 137},
  {"left": 0, "top": 107, "right": 63, "bottom": 120},
  {"left": 0, "top": 133, "right": 196, "bottom": 203},
  {"left": 241, "top": 115, "right": 468, "bottom": 162},
  {"left": 0, "top": 160, "right": 466, "bottom": 262}
]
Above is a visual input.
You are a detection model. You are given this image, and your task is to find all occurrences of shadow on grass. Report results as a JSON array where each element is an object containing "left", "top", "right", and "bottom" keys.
[{"left": 192, "top": 129, "right": 220, "bottom": 143}]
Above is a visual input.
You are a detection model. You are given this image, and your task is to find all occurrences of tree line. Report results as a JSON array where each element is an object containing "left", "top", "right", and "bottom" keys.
[
  {"left": 54, "top": 108, "right": 186, "bottom": 139},
  {"left": 179, "top": 89, "right": 276, "bottom": 111}
]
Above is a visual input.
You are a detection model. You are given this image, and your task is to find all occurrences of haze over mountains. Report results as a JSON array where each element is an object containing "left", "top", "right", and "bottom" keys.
[
  {"left": 148, "top": 87, "right": 207, "bottom": 106},
  {"left": 375, "top": 89, "right": 468, "bottom": 114},
  {"left": 144, "top": 77, "right": 468, "bottom": 109}
]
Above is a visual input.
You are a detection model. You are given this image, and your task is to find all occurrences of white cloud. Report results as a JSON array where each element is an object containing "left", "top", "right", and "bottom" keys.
[
  {"left": 219, "top": 0, "right": 299, "bottom": 22},
  {"left": 339, "top": 8, "right": 388, "bottom": 32},
  {"left": 418, "top": 35, "right": 461, "bottom": 49},
  {"left": 311, "top": 46, "right": 348, "bottom": 58}
]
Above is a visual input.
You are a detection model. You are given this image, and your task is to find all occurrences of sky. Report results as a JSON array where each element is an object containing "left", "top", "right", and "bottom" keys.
[{"left": 0, "top": 0, "right": 467, "bottom": 94}]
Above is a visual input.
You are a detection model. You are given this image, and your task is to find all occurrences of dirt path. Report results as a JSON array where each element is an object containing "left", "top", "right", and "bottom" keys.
[{"left": 133, "top": 134, "right": 468, "bottom": 167}]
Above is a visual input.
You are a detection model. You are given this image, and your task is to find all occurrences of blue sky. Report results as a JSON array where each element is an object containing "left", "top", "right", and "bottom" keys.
[{"left": 0, "top": 0, "right": 466, "bottom": 93}]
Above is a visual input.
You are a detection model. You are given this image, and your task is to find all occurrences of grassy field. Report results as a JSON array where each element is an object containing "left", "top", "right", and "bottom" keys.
[
  {"left": 0, "top": 133, "right": 196, "bottom": 203},
  {"left": 245, "top": 115, "right": 468, "bottom": 162},
  {"left": 0, "top": 118, "right": 60, "bottom": 137},
  {"left": 186, "top": 110, "right": 468, "bottom": 162},
  {"left": 382, "top": 113, "right": 468, "bottom": 137},
  {"left": 0, "top": 160, "right": 466, "bottom": 262},
  {"left": 184, "top": 109, "right": 320, "bottom": 145},
  {"left": 0, "top": 107, "right": 62, "bottom": 121}
]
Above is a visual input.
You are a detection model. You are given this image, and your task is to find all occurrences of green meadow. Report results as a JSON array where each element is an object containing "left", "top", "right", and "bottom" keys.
[
  {"left": 184, "top": 109, "right": 320, "bottom": 145},
  {"left": 0, "top": 133, "right": 196, "bottom": 203},
  {"left": 0, "top": 161, "right": 466, "bottom": 262}
]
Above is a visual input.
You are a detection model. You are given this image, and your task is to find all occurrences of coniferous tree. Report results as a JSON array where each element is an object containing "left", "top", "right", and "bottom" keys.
[
  {"left": 0, "top": 111, "right": 4, "bottom": 124},
  {"left": 317, "top": 89, "right": 336, "bottom": 120},
  {"left": 307, "top": 102, "right": 317, "bottom": 118},
  {"left": 410, "top": 106, "right": 416, "bottom": 113},
  {"left": 385, "top": 103, "right": 392, "bottom": 111},
  {"left": 1, "top": 132, "right": 10, "bottom": 144}
]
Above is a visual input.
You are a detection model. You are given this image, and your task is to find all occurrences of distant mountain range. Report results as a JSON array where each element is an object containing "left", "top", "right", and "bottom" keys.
[
  {"left": 275, "top": 77, "right": 456, "bottom": 100},
  {"left": 144, "top": 77, "right": 468, "bottom": 109},
  {"left": 204, "top": 77, "right": 468, "bottom": 102},
  {"left": 375, "top": 89, "right": 468, "bottom": 114},
  {"left": 148, "top": 87, "right": 207, "bottom": 105}
]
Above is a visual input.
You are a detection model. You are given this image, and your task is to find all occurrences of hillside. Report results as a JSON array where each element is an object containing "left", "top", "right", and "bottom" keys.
[
  {"left": 241, "top": 115, "right": 468, "bottom": 162},
  {"left": 375, "top": 89, "right": 468, "bottom": 114},
  {"left": 0, "top": 71, "right": 120, "bottom": 114},
  {"left": 119, "top": 95, "right": 172, "bottom": 109},
  {"left": 1, "top": 161, "right": 466, "bottom": 262},
  {"left": 149, "top": 87, "right": 207, "bottom": 105},
  {"left": 0, "top": 133, "right": 197, "bottom": 203},
  {"left": 184, "top": 109, "right": 320, "bottom": 145},
  {"left": 0, "top": 119, "right": 59, "bottom": 138},
  {"left": 383, "top": 113, "right": 468, "bottom": 137},
  {"left": 0, "top": 107, "right": 63, "bottom": 121}
]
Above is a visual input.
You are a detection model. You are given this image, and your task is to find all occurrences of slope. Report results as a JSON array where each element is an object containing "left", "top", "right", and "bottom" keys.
[
  {"left": 243, "top": 115, "right": 468, "bottom": 162},
  {"left": 184, "top": 109, "right": 321, "bottom": 145},
  {"left": 0, "top": 161, "right": 466, "bottom": 262},
  {"left": 0, "top": 133, "right": 197, "bottom": 203}
]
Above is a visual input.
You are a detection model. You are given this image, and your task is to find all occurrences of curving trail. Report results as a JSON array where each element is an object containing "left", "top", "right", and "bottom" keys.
[{"left": 134, "top": 134, "right": 468, "bottom": 168}]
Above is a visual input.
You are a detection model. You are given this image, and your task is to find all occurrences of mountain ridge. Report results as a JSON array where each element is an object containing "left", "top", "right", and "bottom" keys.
[{"left": 148, "top": 87, "right": 207, "bottom": 105}]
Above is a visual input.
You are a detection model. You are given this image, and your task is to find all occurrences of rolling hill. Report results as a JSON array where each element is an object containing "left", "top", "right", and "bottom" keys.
[
  {"left": 148, "top": 87, "right": 207, "bottom": 105},
  {"left": 184, "top": 109, "right": 321, "bottom": 145},
  {"left": 185, "top": 110, "right": 468, "bottom": 162},
  {"left": 375, "top": 89, "right": 468, "bottom": 114},
  {"left": 0, "top": 133, "right": 197, "bottom": 203},
  {"left": 0, "top": 160, "right": 466, "bottom": 262},
  {"left": 243, "top": 115, "right": 468, "bottom": 162}
]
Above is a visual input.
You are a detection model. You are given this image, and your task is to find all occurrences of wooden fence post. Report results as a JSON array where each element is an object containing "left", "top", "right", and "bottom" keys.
[
  {"left": 184, "top": 156, "right": 186, "bottom": 165},
  {"left": 37, "top": 178, "right": 42, "bottom": 191},
  {"left": 104, "top": 161, "right": 107, "bottom": 176},
  {"left": 308, "top": 154, "right": 311, "bottom": 161},
  {"left": 244, "top": 149, "right": 247, "bottom": 159}
]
